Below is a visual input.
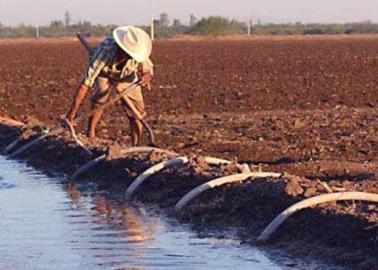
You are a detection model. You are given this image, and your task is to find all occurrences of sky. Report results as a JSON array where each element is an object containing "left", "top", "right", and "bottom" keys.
[{"left": 0, "top": 0, "right": 378, "bottom": 26}]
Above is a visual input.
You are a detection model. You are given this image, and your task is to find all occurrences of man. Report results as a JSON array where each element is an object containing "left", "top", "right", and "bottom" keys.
[{"left": 66, "top": 26, "right": 153, "bottom": 146}]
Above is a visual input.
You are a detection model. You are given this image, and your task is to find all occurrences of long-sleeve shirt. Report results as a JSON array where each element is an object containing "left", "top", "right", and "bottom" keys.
[{"left": 82, "top": 37, "right": 153, "bottom": 88}]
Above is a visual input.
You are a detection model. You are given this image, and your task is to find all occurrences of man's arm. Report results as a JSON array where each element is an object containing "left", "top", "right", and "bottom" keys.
[
  {"left": 66, "top": 84, "right": 90, "bottom": 123},
  {"left": 139, "top": 59, "right": 154, "bottom": 90},
  {"left": 65, "top": 45, "right": 110, "bottom": 123},
  {"left": 140, "top": 71, "right": 153, "bottom": 91}
]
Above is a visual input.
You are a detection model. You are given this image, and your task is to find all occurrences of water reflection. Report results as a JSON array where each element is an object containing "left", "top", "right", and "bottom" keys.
[
  {"left": 0, "top": 156, "right": 351, "bottom": 270},
  {"left": 65, "top": 184, "right": 165, "bottom": 269},
  {"left": 67, "top": 184, "right": 157, "bottom": 244},
  {"left": 66, "top": 184, "right": 81, "bottom": 210}
]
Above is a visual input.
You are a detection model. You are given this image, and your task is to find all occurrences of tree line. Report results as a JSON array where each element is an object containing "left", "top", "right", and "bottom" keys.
[{"left": 1, "top": 12, "right": 378, "bottom": 38}]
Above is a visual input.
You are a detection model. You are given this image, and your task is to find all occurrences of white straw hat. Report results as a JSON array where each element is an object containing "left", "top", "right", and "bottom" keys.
[{"left": 113, "top": 26, "right": 152, "bottom": 63}]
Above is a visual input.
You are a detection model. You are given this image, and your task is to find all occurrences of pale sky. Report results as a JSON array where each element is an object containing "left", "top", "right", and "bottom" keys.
[{"left": 1, "top": 0, "right": 378, "bottom": 26}]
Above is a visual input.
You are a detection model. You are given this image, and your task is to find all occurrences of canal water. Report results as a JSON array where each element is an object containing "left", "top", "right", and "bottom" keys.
[{"left": 0, "top": 155, "right": 348, "bottom": 270}]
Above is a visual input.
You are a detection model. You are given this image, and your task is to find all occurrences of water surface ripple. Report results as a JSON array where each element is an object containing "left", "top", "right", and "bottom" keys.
[{"left": 0, "top": 156, "right": 349, "bottom": 270}]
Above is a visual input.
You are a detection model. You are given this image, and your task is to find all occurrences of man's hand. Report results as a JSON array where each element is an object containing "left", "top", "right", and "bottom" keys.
[
  {"left": 65, "top": 83, "right": 90, "bottom": 125},
  {"left": 65, "top": 110, "right": 77, "bottom": 126},
  {"left": 140, "top": 72, "right": 153, "bottom": 91}
]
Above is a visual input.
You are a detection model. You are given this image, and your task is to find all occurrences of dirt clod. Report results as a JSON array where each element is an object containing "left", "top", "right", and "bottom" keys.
[
  {"left": 285, "top": 176, "right": 304, "bottom": 197},
  {"left": 106, "top": 143, "right": 124, "bottom": 161}
]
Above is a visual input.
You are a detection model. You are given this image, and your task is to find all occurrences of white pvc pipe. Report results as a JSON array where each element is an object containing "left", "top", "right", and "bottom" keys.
[
  {"left": 257, "top": 192, "right": 378, "bottom": 242},
  {"left": 8, "top": 128, "right": 61, "bottom": 158},
  {"left": 4, "top": 127, "right": 46, "bottom": 154},
  {"left": 70, "top": 146, "right": 177, "bottom": 179},
  {"left": 4, "top": 138, "right": 22, "bottom": 154},
  {"left": 125, "top": 156, "right": 239, "bottom": 199},
  {"left": 175, "top": 172, "right": 282, "bottom": 212},
  {"left": 70, "top": 154, "right": 107, "bottom": 179},
  {"left": 1, "top": 117, "right": 25, "bottom": 153},
  {"left": 8, "top": 116, "right": 85, "bottom": 159}
]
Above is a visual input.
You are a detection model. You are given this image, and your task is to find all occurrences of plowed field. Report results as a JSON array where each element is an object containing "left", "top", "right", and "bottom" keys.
[{"left": 1, "top": 36, "right": 378, "bottom": 269}]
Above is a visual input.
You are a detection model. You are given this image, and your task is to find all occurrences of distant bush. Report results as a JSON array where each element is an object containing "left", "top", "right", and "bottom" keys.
[
  {"left": 343, "top": 22, "right": 378, "bottom": 34},
  {"left": 253, "top": 23, "right": 302, "bottom": 35},
  {"left": 253, "top": 22, "right": 378, "bottom": 36},
  {"left": 1, "top": 13, "right": 378, "bottom": 39},
  {"left": 193, "top": 16, "right": 245, "bottom": 36},
  {"left": 0, "top": 21, "right": 115, "bottom": 38}
]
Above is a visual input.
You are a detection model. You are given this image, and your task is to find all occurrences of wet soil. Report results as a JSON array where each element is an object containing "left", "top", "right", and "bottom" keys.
[{"left": 1, "top": 36, "right": 378, "bottom": 269}]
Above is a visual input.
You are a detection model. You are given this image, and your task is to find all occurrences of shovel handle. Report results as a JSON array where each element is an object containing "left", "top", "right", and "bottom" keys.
[{"left": 77, "top": 32, "right": 92, "bottom": 52}]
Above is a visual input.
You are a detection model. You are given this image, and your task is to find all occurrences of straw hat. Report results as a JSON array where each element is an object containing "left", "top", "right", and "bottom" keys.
[{"left": 113, "top": 26, "right": 152, "bottom": 63}]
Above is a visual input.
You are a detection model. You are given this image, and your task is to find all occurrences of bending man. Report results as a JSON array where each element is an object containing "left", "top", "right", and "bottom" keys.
[{"left": 66, "top": 26, "right": 153, "bottom": 146}]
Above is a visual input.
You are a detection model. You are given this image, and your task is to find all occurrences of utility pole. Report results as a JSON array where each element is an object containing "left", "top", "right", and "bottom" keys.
[
  {"left": 36, "top": 25, "right": 40, "bottom": 39},
  {"left": 150, "top": 0, "right": 155, "bottom": 40},
  {"left": 247, "top": 19, "right": 253, "bottom": 36},
  {"left": 247, "top": 11, "right": 253, "bottom": 36}
]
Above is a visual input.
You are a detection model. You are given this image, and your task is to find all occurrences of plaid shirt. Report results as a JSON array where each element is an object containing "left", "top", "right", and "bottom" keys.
[{"left": 82, "top": 37, "right": 153, "bottom": 88}]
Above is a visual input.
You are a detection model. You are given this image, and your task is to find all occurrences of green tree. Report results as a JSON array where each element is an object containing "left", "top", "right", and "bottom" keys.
[
  {"left": 159, "top": 13, "right": 170, "bottom": 28},
  {"left": 171, "top": 19, "right": 188, "bottom": 36},
  {"left": 194, "top": 16, "right": 244, "bottom": 36},
  {"left": 173, "top": 19, "right": 181, "bottom": 27},
  {"left": 50, "top": 20, "right": 64, "bottom": 28}
]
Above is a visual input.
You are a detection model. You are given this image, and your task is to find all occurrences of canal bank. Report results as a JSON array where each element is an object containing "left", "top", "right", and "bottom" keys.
[{"left": 0, "top": 119, "right": 377, "bottom": 270}]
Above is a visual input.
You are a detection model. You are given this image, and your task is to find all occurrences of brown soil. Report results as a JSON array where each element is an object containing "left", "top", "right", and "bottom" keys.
[{"left": 1, "top": 36, "right": 378, "bottom": 269}]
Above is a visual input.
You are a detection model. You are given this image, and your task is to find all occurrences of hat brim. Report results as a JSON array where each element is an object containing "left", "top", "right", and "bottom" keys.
[{"left": 113, "top": 26, "right": 152, "bottom": 63}]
